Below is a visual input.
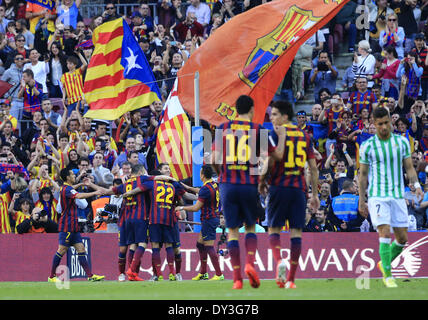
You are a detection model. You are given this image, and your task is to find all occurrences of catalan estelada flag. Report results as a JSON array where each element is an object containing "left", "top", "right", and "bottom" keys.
[
  {"left": 83, "top": 18, "right": 161, "bottom": 120},
  {"left": 156, "top": 79, "right": 192, "bottom": 181},
  {"left": 177, "top": 0, "right": 350, "bottom": 126}
]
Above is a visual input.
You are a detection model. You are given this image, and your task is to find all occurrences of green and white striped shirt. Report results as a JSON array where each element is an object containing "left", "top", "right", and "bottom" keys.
[{"left": 359, "top": 133, "right": 411, "bottom": 199}]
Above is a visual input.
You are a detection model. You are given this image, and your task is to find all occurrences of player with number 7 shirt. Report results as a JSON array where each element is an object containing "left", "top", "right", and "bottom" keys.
[{"left": 258, "top": 100, "right": 320, "bottom": 290}]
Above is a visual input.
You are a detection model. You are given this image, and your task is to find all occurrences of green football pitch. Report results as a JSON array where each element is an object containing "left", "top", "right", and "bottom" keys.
[{"left": 1, "top": 278, "right": 427, "bottom": 300}]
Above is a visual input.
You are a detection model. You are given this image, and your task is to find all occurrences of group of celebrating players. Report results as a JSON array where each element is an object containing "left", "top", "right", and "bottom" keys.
[{"left": 46, "top": 94, "right": 415, "bottom": 289}]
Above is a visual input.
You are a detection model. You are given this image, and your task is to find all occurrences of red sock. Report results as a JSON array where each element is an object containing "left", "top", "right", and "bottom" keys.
[
  {"left": 196, "top": 242, "right": 208, "bottom": 274},
  {"left": 127, "top": 249, "right": 135, "bottom": 270},
  {"left": 131, "top": 246, "right": 145, "bottom": 273},
  {"left": 245, "top": 233, "right": 257, "bottom": 266},
  {"left": 118, "top": 252, "right": 126, "bottom": 274},
  {"left": 175, "top": 253, "right": 182, "bottom": 274},
  {"left": 227, "top": 240, "right": 242, "bottom": 281},
  {"left": 152, "top": 248, "right": 162, "bottom": 277},
  {"left": 269, "top": 233, "right": 281, "bottom": 263},
  {"left": 206, "top": 245, "right": 222, "bottom": 276},
  {"left": 287, "top": 238, "right": 302, "bottom": 283},
  {"left": 166, "top": 247, "right": 175, "bottom": 274}
]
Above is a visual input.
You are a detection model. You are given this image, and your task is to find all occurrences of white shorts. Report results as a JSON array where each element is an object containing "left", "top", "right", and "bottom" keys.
[{"left": 367, "top": 197, "right": 409, "bottom": 229}]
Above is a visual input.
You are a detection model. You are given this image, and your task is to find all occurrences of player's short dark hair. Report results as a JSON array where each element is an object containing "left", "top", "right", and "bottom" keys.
[
  {"left": 373, "top": 106, "right": 390, "bottom": 119},
  {"left": 150, "top": 169, "right": 161, "bottom": 176},
  {"left": 235, "top": 95, "right": 254, "bottom": 115},
  {"left": 271, "top": 100, "right": 294, "bottom": 120},
  {"left": 113, "top": 178, "right": 122, "bottom": 186},
  {"left": 60, "top": 168, "right": 72, "bottom": 182},
  {"left": 201, "top": 164, "right": 214, "bottom": 179},
  {"left": 131, "top": 164, "right": 145, "bottom": 174}
]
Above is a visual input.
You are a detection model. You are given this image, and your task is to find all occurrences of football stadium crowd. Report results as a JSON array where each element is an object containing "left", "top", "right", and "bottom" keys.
[{"left": 0, "top": 0, "right": 428, "bottom": 236}]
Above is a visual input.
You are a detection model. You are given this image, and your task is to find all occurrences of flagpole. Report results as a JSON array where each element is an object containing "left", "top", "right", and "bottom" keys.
[{"left": 192, "top": 71, "right": 202, "bottom": 233}]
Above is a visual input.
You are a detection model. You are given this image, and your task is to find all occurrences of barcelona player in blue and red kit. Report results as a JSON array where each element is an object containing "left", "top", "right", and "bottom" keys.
[
  {"left": 259, "top": 101, "right": 319, "bottom": 289},
  {"left": 212, "top": 95, "right": 266, "bottom": 290},
  {"left": 48, "top": 168, "right": 105, "bottom": 282},
  {"left": 124, "top": 170, "right": 185, "bottom": 281},
  {"left": 103, "top": 164, "right": 153, "bottom": 281},
  {"left": 178, "top": 165, "right": 224, "bottom": 281}
]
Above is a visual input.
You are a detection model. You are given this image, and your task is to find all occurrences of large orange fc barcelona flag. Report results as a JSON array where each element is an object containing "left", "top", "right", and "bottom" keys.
[
  {"left": 178, "top": 0, "right": 350, "bottom": 126},
  {"left": 83, "top": 18, "right": 161, "bottom": 120}
]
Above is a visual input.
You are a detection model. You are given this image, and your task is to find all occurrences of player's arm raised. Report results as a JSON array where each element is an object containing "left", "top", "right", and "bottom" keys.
[
  {"left": 358, "top": 163, "right": 369, "bottom": 218},
  {"left": 178, "top": 201, "right": 204, "bottom": 212},
  {"left": 403, "top": 157, "right": 424, "bottom": 200}
]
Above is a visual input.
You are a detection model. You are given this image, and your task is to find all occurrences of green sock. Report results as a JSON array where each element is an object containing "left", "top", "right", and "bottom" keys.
[
  {"left": 379, "top": 241, "right": 392, "bottom": 278},
  {"left": 390, "top": 240, "right": 405, "bottom": 262}
]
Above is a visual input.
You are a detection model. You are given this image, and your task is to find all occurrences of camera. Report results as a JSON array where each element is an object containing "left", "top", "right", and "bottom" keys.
[
  {"left": 317, "top": 61, "right": 329, "bottom": 72},
  {"left": 86, "top": 169, "right": 92, "bottom": 174},
  {"left": 96, "top": 203, "right": 119, "bottom": 226},
  {"left": 216, "top": 225, "right": 229, "bottom": 257}
]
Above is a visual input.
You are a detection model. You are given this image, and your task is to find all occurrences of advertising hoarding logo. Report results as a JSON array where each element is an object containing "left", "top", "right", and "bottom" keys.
[
  {"left": 66, "top": 237, "right": 91, "bottom": 279},
  {"left": 392, "top": 235, "right": 428, "bottom": 278}
]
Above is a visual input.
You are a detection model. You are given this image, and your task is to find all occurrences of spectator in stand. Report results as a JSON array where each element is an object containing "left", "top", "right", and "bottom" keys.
[
  {"left": 326, "top": 145, "right": 355, "bottom": 197},
  {"left": 213, "top": 0, "right": 242, "bottom": 24},
  {"left": 395, "top": 115, "right": 417, "bottom": 153},
  {"left": 1, "top": 53, "right": 25, "bottom": 127},
  {"left": 9, "top": 196, "right": 33, "bottom": 233},
  {"left": 0, "top": 5, "right": 10, "bottom": 35},
  {"left": 41, "top": 98, "right": 61, "bottom": 130},
  {"left": 25, "top": 0, "right": 56, "bottom": 35},
  {"left": 347, "top": 77, "right": 378, "bottom": 116},
  {"left": 205, "top": 13, "right": 223, "bottom": 38},
  {"left": 329, "top": 0, "right": 357, "bottom": 54},
  {"left": 330, "top": 110, "right": 356, "bottom": 158},
  {"left": 56, "top": 0, "right": 82, "bottom": 30},
  {"left": 113, "top": 136, "right": 147, "bottom": 169},
  {"left": 101, "top": 2, "right": 121, "bottom": 23},
  {"left": 16, "top": 206, "right": 58, "bottom": 234},
  {"left": 390, "top": 0, "right": 421, "bottom": 54},
  {"left": 171, "top": 0, "right": 187, "bottom": 25},
  {"left": 411, "top": 33, "right": 428, "bottom": 101},
  {"left": 138, "top": 3, "right": 155, "bottom": 35},
  {"left": 3, "top": 0, "right": 17, "bottom": 21},
  {"left": 119, "top": 110, "right": 146, "bottom": 143},
  {"left": 368, "top": 0, "right": 393, "bottom": 53},
  {"left": 16, "top": 19, "right": 34, "bottom": 50},
  {"left": 371, "top": 46, "right": 400, "bottom": 99},
  {"left": 352, "top": 41, "right": 376, "bottom": 88},
  {"left": 310, "top": 51, "right": 338, "bottom": 104},
  {"left": 17, "top": 69, "right": 44, "bottom": 134},
  {"left": 87, "top": 121, "right": 118, "bottom": 153},
  {"left": 330, "top": 179, "right": 364, "bottom": 232},
  {"left": 60, "top": 51, "right": 87, "bottom": 117},
  {"left": 46, "top": 41, "right": 68, "bottom": 98},
  {"left": 4, "top": 34, "right": 30, "bottom": 70},
  {"left": 396, "top": 51, "right": 424, "bottom": 115},
  {"left": 157, "top": 0, "right": 176, "bottom": 30},
  {"left": 186, "top": 0, "right": 211, "bottom": 28},
  {"left": 162, "top": 42, "right": 185, "bottom": 95},
  {"left": 304, "top": 205, "right": 338, "bottom": 232},
  {"left": 319, "top": 95, "right": 344, "bottom": 156},
  {"left": 379, "top": 13, "right": 405, "bottom": 59},
  {"left": 174, "top": 12, "right": 204, "bottom": 44},
  {"left": 24, "top": 48, "right": 49, "bottom": 95}
]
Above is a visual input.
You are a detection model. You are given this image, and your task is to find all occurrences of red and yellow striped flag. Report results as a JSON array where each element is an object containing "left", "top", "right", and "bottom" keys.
[
  {"left": 0, "top": 193, "right": 11, "bottom": 233},
  {"left": 83, "top": 18, "right": 161, "bottom": 120},
  {"left": 156, "top": 79, "right": 192, "bottom": 181}
]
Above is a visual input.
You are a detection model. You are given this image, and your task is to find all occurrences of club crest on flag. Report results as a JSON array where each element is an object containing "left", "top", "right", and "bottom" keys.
[{"left": 238, "top": 6, "right": 322, "bottom": 89}]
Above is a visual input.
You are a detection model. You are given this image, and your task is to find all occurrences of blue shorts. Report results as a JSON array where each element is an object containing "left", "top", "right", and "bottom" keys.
[
  {"left": 267, "top": 186, "right": 307, "bottom": 229},
  {"left": 172, "top": 223, "right": 181, "bottom": 249},
  {"left": 118, "top": 224, "right": 127, "bottom": 247},
  {"left": 59, "top": 232, "right": 83, "bottom": 247},
  {"left": 219, "top": 183, "right": 260, "bottom": 229},
  {"left": 149, "top": 224, "right": 175, "bottom": 244},
  {"left": 201, "top": 217, "right": 219, "bottom": 241},
  {"left": 126, "top": 219, "right": 149, "bottom": 245}
]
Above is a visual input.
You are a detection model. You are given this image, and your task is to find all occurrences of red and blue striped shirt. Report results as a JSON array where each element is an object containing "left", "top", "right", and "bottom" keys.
[
  {"left": 268, "top": 124, "right": 315, "bottom": 192},
  {"left": 112, "top": 175, "right": 153, "bottom": 222},
  {"left": 214, "top": 119, "right": 265, "bottom": 185},
  {"left": 58, "top": 184, "right": 79, "bottom": 232},
  {"left": 140, "top": 180, "right": 185, "bottom": 227},
  {"left": 198, "top": 180, "right": 219, "bottom": 221},
  {"left": 347, "top": 90, "right": 377, "bottom": 115}
]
